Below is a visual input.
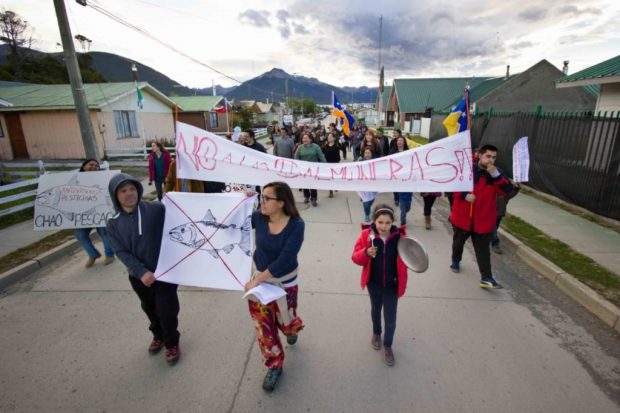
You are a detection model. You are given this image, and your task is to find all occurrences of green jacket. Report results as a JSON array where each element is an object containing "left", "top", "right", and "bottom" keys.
[{"left": 294, "top": 143, "right": 326, "bottom": 162}]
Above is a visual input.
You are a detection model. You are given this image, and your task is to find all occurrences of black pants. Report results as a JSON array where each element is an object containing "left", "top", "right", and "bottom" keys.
[
  {"left": 367, "top": 283, "right": 398, "bottom": 347},
  {"left": 423, "top": 195, "right": 437, "bottom": 216},
  {"left": 128, "top": 276, "right": 180, "bottom": 348},
  {"left": 451, "top": 226, "right": 492, "bottom": 279},
  {"left": 154, "top": 177, "right": 164, "bottom": 201},
  {"left": 303, "top": 188, "right": 317, "bottom": 200}
]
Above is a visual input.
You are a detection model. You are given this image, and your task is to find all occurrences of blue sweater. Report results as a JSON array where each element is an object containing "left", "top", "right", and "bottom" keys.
[{"left": 252, "top": 210, "right": 305, "bottom": 281}]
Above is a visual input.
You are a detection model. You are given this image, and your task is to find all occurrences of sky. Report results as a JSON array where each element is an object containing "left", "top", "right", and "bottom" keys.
[{"left": 3, "top": 0, "right": 619, "bottom": 89}]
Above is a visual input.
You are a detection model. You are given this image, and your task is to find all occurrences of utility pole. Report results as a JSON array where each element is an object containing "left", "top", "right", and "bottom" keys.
[{"left": 54, "top": 0, "right": 100, "bottom": 160}]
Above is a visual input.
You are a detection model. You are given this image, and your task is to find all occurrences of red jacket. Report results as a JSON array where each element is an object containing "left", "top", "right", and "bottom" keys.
[
  {"left": 148, "top": 151, "right": 171, "bottom": 182},
  {"left": 351, "top": 225, "right": 409, "bottom": 298},
  {"left": 450, "top": 165, "right": 513, "bottom": 233}
]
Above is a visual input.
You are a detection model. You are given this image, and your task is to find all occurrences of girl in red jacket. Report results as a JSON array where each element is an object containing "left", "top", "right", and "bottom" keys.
[{"left": 351, "top": 204, "right": 408, "bottom": 366}]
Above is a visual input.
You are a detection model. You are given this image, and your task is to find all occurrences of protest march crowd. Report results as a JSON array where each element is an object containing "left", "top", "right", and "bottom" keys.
[{"left": 72, "top": 118, "right": 520, "bottom": 393}]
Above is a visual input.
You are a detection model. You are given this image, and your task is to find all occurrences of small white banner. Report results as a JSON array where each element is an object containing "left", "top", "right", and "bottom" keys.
[
  {"left": 34, "top": 170, "right": 119, "bottom": 231},
  {"left": 512, "top": 136, "right": 530, "bottom": 182},
  {"left": 154, "top": 192, "right": 256, "bottom": 290},
  {"left": 175, "top": 122, "right": 474, "bottom": 192}
]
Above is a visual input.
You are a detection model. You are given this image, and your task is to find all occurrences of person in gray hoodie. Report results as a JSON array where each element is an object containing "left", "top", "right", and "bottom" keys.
[{"left": 106, "top": 173, "right": 181, "bottom": 365}]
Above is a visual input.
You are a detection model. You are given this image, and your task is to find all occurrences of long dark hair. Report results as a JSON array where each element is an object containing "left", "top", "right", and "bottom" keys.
[
  {"left": 79, "top": 158, "right": 99, "bottom": 172},
  {"left": 263, "top": 181, "right": 301, "bottom": 220}
]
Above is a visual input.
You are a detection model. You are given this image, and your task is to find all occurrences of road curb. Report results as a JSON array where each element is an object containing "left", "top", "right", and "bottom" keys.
[
  {"left": 0, "top": 239, "right": 79, "bottom": 291},
  {"left": 499, "top": 228, "right": 620, "bottom": 333}
]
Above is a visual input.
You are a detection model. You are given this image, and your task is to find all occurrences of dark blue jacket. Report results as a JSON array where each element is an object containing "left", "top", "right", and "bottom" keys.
[
  {"left": 106, "top": 173, "right": 165, "bottom": 280},
  {"left": 252, "top": 210, "right": 305, "bottom": 282}
]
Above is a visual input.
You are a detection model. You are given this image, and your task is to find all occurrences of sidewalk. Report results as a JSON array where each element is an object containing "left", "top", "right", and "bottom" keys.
[{"left": 507, "top": 192, "right": 620, "bottom": 275}]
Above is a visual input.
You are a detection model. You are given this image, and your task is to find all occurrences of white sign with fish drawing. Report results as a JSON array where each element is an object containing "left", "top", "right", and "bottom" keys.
[
  {"left": 34, "top": 170, "right": 120, "bottom": 231},
  {"left": 154, "top": 192, "right": 256, "bottom": 290}
]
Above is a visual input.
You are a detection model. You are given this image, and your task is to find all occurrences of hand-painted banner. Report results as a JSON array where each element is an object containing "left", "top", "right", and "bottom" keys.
[
  {"left": 512, "top": 136, "right": 530, "bottom": 182},
  {"left": 34, "top": 170, "right": 120, "bottom": 231},
  {"left": 175, "top": 121, "right": 474, "bottom": 192},
  {"left": 154, "top": 192, "right": 256, "bottom": 290}
]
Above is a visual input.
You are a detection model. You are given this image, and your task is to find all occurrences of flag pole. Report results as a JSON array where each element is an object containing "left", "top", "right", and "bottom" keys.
[{"left": 225, "top": 98, "right": 230, "bottom": 134}]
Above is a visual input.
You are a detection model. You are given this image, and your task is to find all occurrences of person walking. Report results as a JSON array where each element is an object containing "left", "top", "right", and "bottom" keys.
[
  {"left": 273, "top": 128, "right": 295, "bottom": 159},
  {"left": 421, "top": 192, "right": 441, "bottom": 230},
  {"left": 244, "top": 182, "right": 305, "bottom": 392},
  {"left": 358, "top": 148, "right": 377, "bottom": 222},
  {"left": 106, "top": 173, "right": 181, "bottom": 365},
  {"left": 322, "top": 133, "right": 341, "bottom": 198},
  {"left": 390, "top": 136, "right": 412, "bottom": 221},
  {"left": 351, "top": 204, "right": 408, "bottom": 366},
  {"left": 449, "top": 144, "right": 514, "bottom": 289},
  {"left": 148, "top": 142, "right": 171, "bottom": 201},
  {"left": 74, "top": 158, "right": 115, "bottom": 268},
  {"left": 294, "top": 133, "right": 326, "bottom": 206}
]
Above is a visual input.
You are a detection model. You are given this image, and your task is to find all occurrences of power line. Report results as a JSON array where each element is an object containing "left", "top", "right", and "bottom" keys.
[{"left": 82, "top": 0, "right": 289, "bottom": 99}]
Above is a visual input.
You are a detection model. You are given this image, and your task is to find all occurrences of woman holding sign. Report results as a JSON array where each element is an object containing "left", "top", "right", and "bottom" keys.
[
  {"left": 74, "top": 159, "right": 115, "bottom": 268},
  {"left": 244, "top": 181, "right": 305, "bottom": 393}
]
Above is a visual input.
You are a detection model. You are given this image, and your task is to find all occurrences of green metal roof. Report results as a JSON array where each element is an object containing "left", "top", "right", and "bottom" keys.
[
  {"left": 170, "top": 95, "right": 223, "bottom": 112},
  {"left": 556, "top": 55, "right": 620, "bottom": 85},
  {"left": 0, "top": 82, "right": 176, "bottom": 111},
  {"left": 393, "top": 77, "right": 489, "bottom": 113},
  {"left": 443, "top": 76, "right": 512, "bottom": 110}
]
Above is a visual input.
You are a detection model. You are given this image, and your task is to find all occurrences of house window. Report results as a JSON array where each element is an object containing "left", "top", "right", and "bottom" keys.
[
  {"left": 113, "top": 110, "right": 139, "bottom": 138},
  {"left": 210, "top": 112, "right": 218, "bottom": 128},
  {"left": 0, "top": 121, "right": 4, "bottom": 137}
]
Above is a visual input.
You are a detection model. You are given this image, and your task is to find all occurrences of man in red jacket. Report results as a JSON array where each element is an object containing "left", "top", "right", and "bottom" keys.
[{"left": 449, "top": 144, "right": 514, "bottom": 289}]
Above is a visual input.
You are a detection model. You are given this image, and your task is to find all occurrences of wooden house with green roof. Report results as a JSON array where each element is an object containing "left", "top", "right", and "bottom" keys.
[
  {"left": 0, "top": 82, "right": 178, "bottom": 160},
  {"left": 386, "top": 77, "right": 489, "bottom": 135},
  {"left": 556, "top": 55, "right": 620, "bottom": 115},
  {"left": 170, "top": 95, "right": 229, "bottom": 133}
]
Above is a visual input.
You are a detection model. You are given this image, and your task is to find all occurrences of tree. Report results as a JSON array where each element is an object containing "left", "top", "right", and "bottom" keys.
[
  {"left": 302, "top": 98, "right": 316, "bottom": 116},
  {"left": 232, "top": 107, "right": 254, "bottom": 130},
  {"left": 0, "top": 10, "right": 34, "bottom": 81},
  {"left": 288, "top": 97, "right": 303, "bottom": 115}
]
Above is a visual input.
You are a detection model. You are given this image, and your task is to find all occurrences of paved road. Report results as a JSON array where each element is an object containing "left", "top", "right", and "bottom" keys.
[{"left": 1, "top": 191, "right": 619, "bottom": 412}]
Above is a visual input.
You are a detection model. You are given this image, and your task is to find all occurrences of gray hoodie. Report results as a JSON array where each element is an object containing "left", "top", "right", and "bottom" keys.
[{"left": 106, "top": 173, "right": 165, "bottom": 280}]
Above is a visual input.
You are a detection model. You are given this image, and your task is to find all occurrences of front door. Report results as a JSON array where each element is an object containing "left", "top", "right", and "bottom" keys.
[{"left": 5, "top": 113, "right": 29, "bottom": 159}]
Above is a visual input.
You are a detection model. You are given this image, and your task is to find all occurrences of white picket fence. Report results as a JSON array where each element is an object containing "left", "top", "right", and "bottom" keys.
[{"left": 0, "top": 178, "right": 39, "bottom": 217}]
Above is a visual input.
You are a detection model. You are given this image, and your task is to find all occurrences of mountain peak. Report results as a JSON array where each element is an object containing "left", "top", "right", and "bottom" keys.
[{"left": 260, "top": 68, "right": 290, "bottom": 79}]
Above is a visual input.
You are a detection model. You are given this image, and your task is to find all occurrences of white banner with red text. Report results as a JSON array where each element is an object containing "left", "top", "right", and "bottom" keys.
[{"left": 175, "top": 122, "right": 474, "bottom": 192}]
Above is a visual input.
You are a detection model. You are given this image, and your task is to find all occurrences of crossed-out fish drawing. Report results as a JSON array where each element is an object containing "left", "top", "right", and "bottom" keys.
[
  {"left": 35, "top": 175, "right": 112, "bottom": 221},
  {"left": 169, "top": 209, "right": 252, "bottom": 258}
]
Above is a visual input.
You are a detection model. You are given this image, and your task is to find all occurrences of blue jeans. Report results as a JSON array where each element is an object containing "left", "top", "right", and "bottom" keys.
[
  {"left": 74, "top": 227, "right": 114, "bottom": 258},
  {"left": 367, "top": 283, "right": 398, "bottom": 347},
  {"left": 398, "top": 196, "right": 412, "bottom": 226},
  {"left": 363, "top": 199, "right": 374, "bottom": 219}
]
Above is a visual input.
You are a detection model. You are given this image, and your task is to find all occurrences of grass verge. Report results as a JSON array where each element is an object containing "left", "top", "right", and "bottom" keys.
[
  {"left": 409, "top": 135, "right": 429, "bottom": 145},
  {"left": 502, "top": 214, "right": 620, "bottom": 307},
  {"left": 0, "top": 229, "right": 75, "bottom": 275}
]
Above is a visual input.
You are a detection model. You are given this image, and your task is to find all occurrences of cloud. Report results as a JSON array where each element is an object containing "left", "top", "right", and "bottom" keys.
[
  {"left": 430, "top": 11, "right": 455, "bottom": 25},
  {"left": 293, "top": 22, "right": 309, "bottom": 35},
  {"left": 518, "top": 7, "right": 548, "bottom": 22},
  {"left": 557, "top": 5, "right": 602, "bottom": 16},
  {"left": 279, "top": 25, "right": 291, "bottom": 38},
  {"left": 238, "top": 9, "right": 271, "bottom": 28},
  {"left": 276, "top": 10, "right": 289, "bottom": 23},
  {"left": 511, "top": 41, "right": 533, "bottom": 49}
]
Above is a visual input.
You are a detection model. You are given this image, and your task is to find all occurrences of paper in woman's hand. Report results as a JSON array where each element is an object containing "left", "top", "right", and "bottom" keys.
[{"left": 243, "top": 283, "right": 286, "bottom": 305}]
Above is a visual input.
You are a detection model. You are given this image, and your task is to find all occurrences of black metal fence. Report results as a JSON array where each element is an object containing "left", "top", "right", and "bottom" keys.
[{"left": 470, "top": 111, "right": 620, "bottom": 220}]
